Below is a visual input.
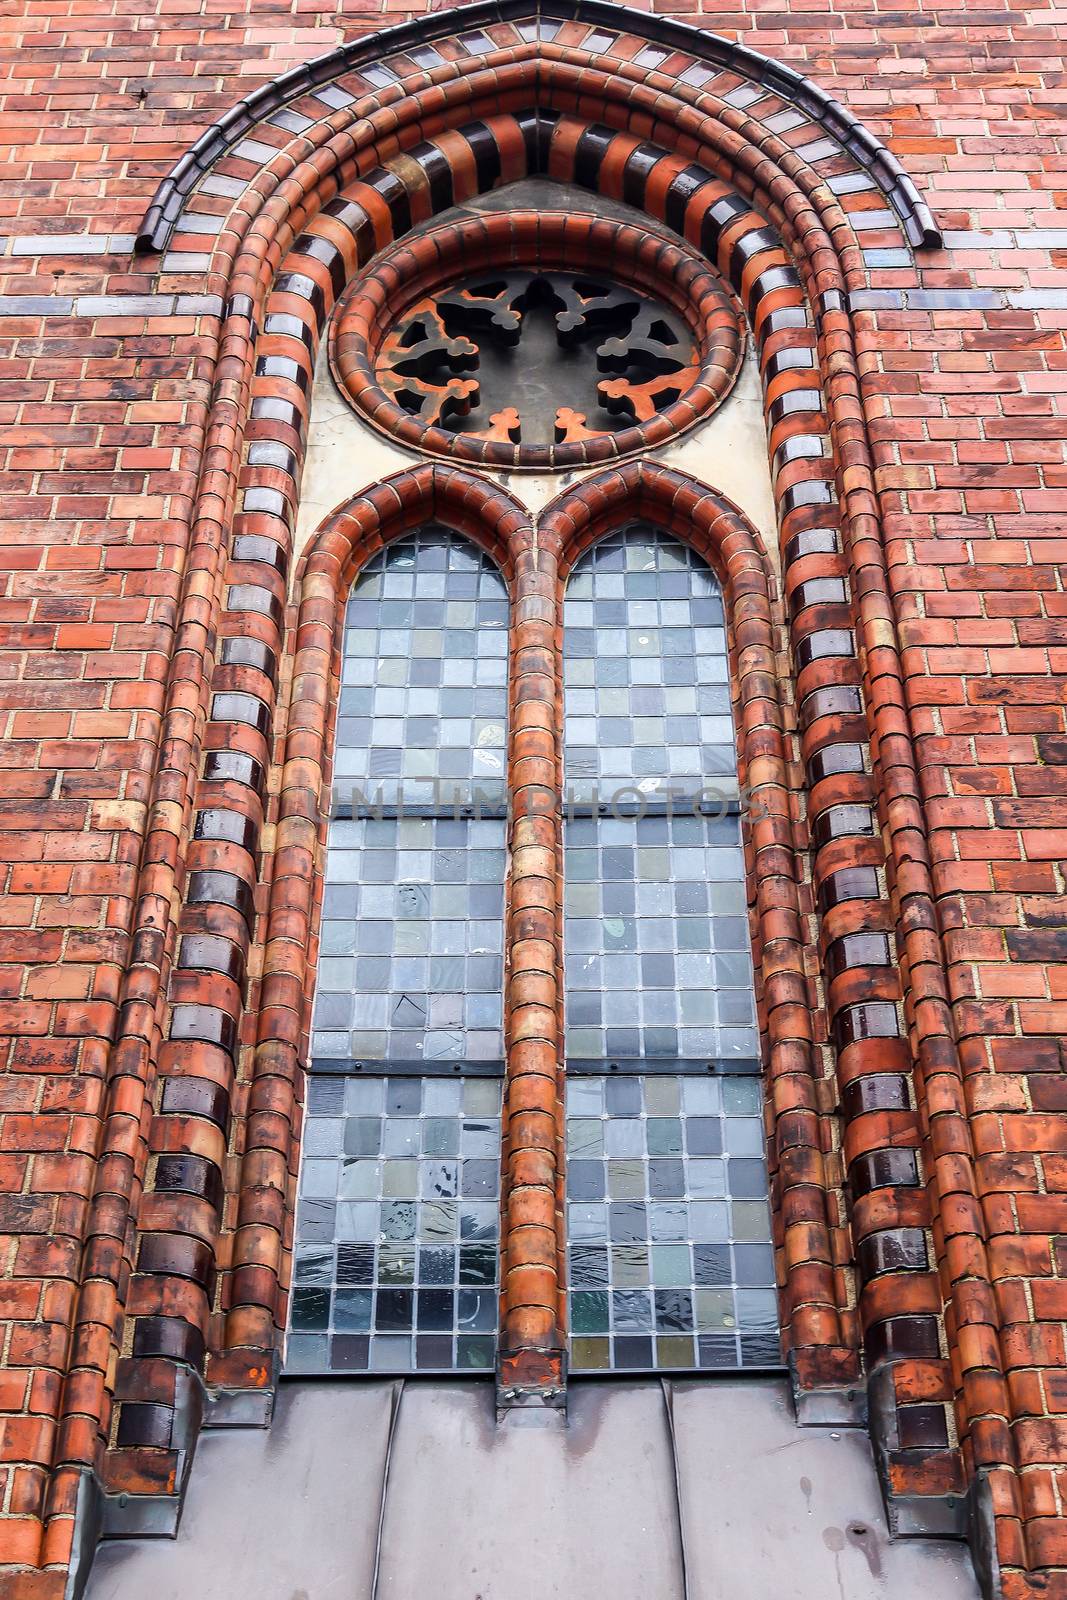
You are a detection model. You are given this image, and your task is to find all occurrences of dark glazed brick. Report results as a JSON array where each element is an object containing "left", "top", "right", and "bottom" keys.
[
  {"left": 462, "top": 121, "right": 503, "bottom": 194},
  {"left": 137, "top": 1234, "right": 214, "bottom": 1286},
  {"left": 665, "top": 166, "right": 715, "bottom": 235},
  {"left": 817, "top": 868, "right": 881, "bottom": 916},
  {"left": 842, "top": 1076, "right": 912, "bottom": 1121},
  {"left": 154, "top": 1155, "right": 225, "bottom": 1215},
  {"left": 218, "top": 637, "right": 278, "bottom": 680},
  {"left": 210, "top": 692, "right": 272, "bottom": 737},
  {"left": 832, "top": 1002, "right": 902, "bottom": 1051},
  {"left": 807, "top": 745, "right": 866, "bottom": 785},
  {"left": 799, "top": 685, "right": 864, "bottom": 728},
  {"left": 186, "top": 871, "right": 255, "bottom": 930},
  {"left": 323, "top": 196, "right": 377, "bottom": 264},
  {"left": 202, "top": 750, "right": 267, "bottom": 798},
  {"left": 897, "top": 1405, "right": 950, "bottom": 1451},
  {"left": 810, "top": 804, "right": 876, "bottom": 851},
  {"left": 176, "top": 933, "right": 247, "bottom": 986},
  {"left": 622, "top": 143, "right": 663, "bottom": 209},
  {"left": 866, "top": 1317, "right": 942, "bottom": 1366},
  {"left": 192, "top": 809, "right": 259, "bottom": 853},
  {"left": 116, "top": 1403, "right": 174, "bottom": 1450},
  {"left": 574, "top": 124, "right": 615, "bottom": 191},
  {"left": 290, "top": 235, "right": 349, "bottom": 300},
  {"left": 857, "top": 1228, "right": 929, "bottom": 1279},
  {"left": 132, "top": 1317, "right": 207, "bottom": 1368},
  {"left": 168, "top": 1004, "right": 238, "bottom": 1058},
  {"left": 274, "top": 272, "right": 326, "bottom": 322},
  {"left": 231, "top": 535, "right": 288, "bottom": 574},
  {"left": 410, "top": 141, "right": 456, "bottom": 214},
  {"left": 849, "top": 1148, "right": 920, "bottom": 1197},
  {"left": 699, "top": 194, "right": 751, "bottom": 256},
  {"left": 825, "top": 931, "right": 893, "bottom": 980},
  {"left": 159, "top": 1076, "right": 231, "bottom": 1130}
]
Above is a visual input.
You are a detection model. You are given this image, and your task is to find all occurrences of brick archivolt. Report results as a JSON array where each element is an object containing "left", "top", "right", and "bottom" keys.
[{"left": 36, "top": 15, "right": 1026, "bottom": 1591}]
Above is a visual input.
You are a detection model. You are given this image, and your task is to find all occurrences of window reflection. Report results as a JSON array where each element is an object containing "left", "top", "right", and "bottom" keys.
[
  {"left": 289, "top": 527, "right": 508, "bottom": 1376},
  {"left": 563, "top": 527, "right": 777, "bottom": 1373}
]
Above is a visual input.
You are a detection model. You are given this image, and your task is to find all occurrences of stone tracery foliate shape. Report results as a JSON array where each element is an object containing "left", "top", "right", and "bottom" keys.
[
  {"left": 376, "top": 270, "right": 698, "bottom": 443},
  {"left": 329, "top": 213, "right": 745, "bottom": 469}
]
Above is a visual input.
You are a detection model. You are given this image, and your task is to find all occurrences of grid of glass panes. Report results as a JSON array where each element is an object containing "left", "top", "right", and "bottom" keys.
[
  {"left": 566, "top": 1074, "right": 779, "bottom": 1372},
  {"left": 310, "top": 527, "right": 508, "bottom": 1068},
  {"left": 291, "top": 527, "right": 509, "bottom": 1376},
  {"left": 564, "top": 810, "right": 758, "bottom": 1065},
  {"left": 563, "top": 525, "right": 736, "bottom": 807},
  {"left": 285, "top": 1074, "right": 502, "bottom": 1375},
  {"left": 563, "top": 527, "right": 777, "bottom": 1372},
  {"left": 331, "top": 524, "right": 508, "bottom": 807},
  {"left": 562, "top": 527, "right": 758, "bottom": 1066},
  {"left": 312, "top": 816, "right": 505, "bottom": 1064}
]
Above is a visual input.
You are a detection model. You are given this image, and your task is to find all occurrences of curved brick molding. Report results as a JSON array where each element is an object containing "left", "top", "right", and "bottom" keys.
[
  {"left": 21, "top": 25, "right": 1025, "bottom": 1600},
  {"left": 329, "top": 210, "right": 743, "bottom": 470},
  {"left": 282, "top": 470, "right": 568, "bottom": 1401},
  {"left": 135, "top": 0, "right": 939, "bottom": 257},
  {"left": 542, "top": 463, "right": 846, "bottom": 1384},
  {"left": 78, "top": 116, "right": 966, "bottom": 1538},
  {"left": 172, "top": 98, "right": 988, "bottom": 1506}
]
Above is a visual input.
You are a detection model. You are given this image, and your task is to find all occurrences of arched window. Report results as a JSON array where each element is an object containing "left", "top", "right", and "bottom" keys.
[
  {"left": 287, "top": 527, "right": 508, "bottom": 1376},
  {"left": 562, "top": 526, "right": 777, "bottom": 1373},
  {"left": 287, "top": 516, "right": 779, "bottom": 1380},
  {"left": 99, "top": 17, "right": 971, "bottom": 1563},
  {"left": 311, "top": 526, "right": 508, "bottom": 1067}
]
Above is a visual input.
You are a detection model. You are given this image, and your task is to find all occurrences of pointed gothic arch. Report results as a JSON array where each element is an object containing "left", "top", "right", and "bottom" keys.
[{"left": 41, "top": 8, "right": 1024, "bottom": 1587}]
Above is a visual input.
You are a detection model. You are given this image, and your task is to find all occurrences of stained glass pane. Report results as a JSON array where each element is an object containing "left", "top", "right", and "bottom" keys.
[
  {"left": 563, "top": 528, "right": 777, "bottom": 1372},
  {"left": 285, "top": 1075, "right": 501, "bottom": 1375},
  {"left": 565, "top": 1073, "right": 779, "bottom": 1372}
]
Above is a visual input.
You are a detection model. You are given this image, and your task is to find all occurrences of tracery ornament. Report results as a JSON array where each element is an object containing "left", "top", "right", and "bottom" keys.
[{"left": 330, "top": 212, "right": 744, "bottom": 469}]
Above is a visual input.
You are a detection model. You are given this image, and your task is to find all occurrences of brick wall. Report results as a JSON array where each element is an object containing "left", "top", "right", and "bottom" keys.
[{"left": 0, "top": 0, "right": 1065, "bottom": 1595}]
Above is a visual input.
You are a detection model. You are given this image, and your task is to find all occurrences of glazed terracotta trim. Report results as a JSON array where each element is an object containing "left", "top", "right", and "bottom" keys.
[
  {"left": 246, "top": 467, "right": 558, "bottom": 1381},
  {"left": 136, "top": 0, "right": 938, "bottom": 256},
  {"left": 198, "top": 112, "right": 938, "bottom": 1417},
  {"left": 109, "top": 114, "right": 955, "bottom": 1482}
]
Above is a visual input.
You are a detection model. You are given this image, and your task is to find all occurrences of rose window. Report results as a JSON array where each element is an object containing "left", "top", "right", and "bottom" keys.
[{"left": 330, "top": 211, "right": 744, "bottom": 470}]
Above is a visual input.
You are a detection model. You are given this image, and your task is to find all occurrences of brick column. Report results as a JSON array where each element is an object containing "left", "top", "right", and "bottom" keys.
[{"left": 497, "top": 530, "right": 567, "bottom": 1406}]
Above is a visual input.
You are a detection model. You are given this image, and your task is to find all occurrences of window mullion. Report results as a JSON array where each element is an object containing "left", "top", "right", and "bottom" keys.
[{"left": 496, "top": 536, "right": 567, "bottom": 1404}]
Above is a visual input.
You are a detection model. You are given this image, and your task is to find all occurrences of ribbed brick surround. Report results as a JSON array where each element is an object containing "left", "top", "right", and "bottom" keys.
[{"left": 1, "top": 3, "right": 1065, "bottom": 1598}]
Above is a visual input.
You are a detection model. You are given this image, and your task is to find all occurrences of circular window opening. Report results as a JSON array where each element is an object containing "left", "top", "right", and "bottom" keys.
[{"left": 330, "top": 212, "right": 745, "bottom": 471}]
